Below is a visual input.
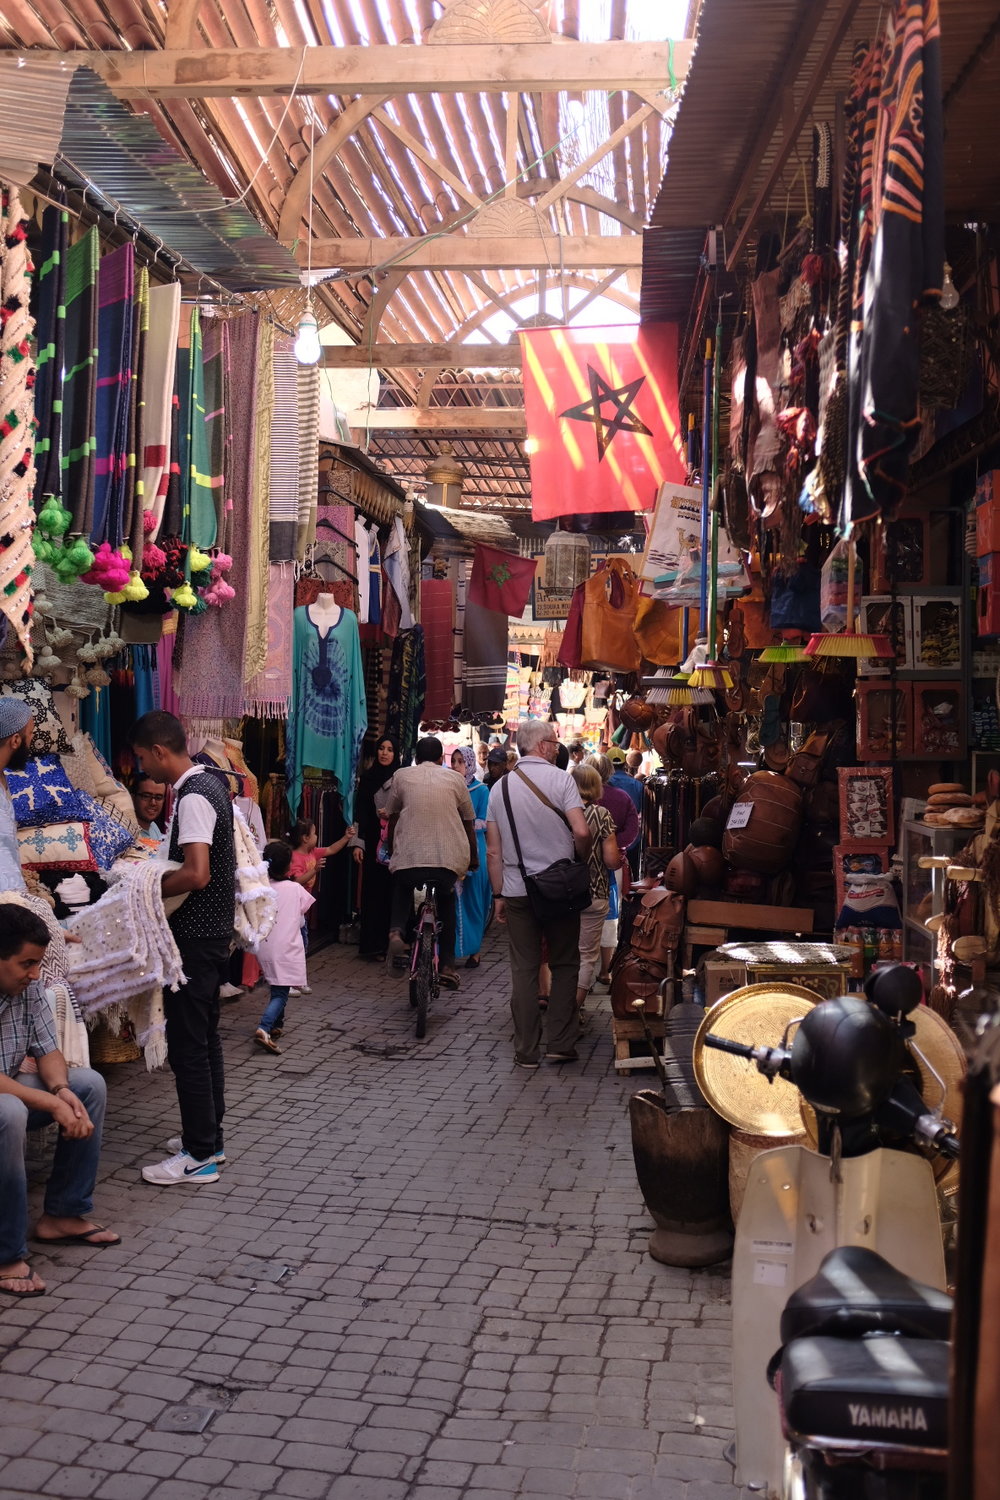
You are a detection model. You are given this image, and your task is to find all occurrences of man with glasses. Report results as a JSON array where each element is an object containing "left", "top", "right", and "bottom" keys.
[
  {"left": 132, "top": 777, "right": 166, "bottom": 841},
  {"left": 486, "top": 720, "right": 591, "bottom": 1070}
]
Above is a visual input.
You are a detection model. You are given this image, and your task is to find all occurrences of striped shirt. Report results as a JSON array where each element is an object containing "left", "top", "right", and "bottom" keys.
[{"left": 0, "top": 982, "right": 57, "bottom": 1077}]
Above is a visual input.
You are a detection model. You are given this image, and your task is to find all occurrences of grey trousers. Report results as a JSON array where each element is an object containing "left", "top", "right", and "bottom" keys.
[{"left": 504, "top": 896, "right": 581, "bottom": 1061}]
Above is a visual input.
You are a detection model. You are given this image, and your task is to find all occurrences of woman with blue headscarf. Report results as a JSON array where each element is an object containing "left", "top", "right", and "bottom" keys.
[{"left": 450, "top": 745, "right": 491, "bottom": 967}]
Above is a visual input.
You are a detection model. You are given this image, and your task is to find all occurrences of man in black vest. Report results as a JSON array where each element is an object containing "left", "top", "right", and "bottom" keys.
[{"left": 128, "top": 712, "right": 236, "bottom": 1185}]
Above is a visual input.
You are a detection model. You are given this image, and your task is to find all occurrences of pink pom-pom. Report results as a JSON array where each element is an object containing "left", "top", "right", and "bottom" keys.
[{"left": 143, "top": 510, "right": 157, "bottom": 533}]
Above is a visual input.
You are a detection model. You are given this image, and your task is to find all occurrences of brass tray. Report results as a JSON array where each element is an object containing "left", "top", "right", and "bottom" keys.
[{"left": 693, "top": 983, "right": 821, "bottom": 1136}]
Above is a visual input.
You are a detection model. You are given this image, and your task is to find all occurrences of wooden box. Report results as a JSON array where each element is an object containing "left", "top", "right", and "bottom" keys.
[
  {"left": 911, "top": 680, "right": 966, "bottom": 760},
  {"left": 838, "top": 766, "right": 895, "bottom": 847},
  {"left": 686, "top": 899, "right": 814, "bottom": 934},
  {"left": 858, "top": 596, "right": 913, "bottom": 676},
  {"left": 912, "top": 595, "right": 962, "bottom": 671},
  {"left": 857, "top": 680, "right": 912, "bottom": 761}
]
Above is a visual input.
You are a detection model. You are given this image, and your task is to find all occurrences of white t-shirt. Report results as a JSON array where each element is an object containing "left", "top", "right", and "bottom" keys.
[
  {"left": 158, "top": 765, "right": 217, "bottom": 854},
  {"left": 486, "top": 758, "right": 583, "bottom": 898},
  {"left": 257, "top": 880, "right": 315, "bottom": 987}
]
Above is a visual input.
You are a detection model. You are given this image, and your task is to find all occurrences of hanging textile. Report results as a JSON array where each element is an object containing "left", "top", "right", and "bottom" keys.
[
  {"left": 383, "top": 516, "right": 414, "bottom": 628},
  {"left": 125, "top": 266, "right": 148, "bottom": 562},
  {"left": 246, "top": 317, "right": 273, "bottom": 682},
  {"left": 849, "top": 0, "right": 944, "bottom": 524},
  {"left": 453, "top": 564, "right": 467, "bottom": 708},
  {"left": 202, "top": 318, "right": 230, "bottom": 553},
  {"left": 296, "top": 574, "right": 355, "bottom": 612},
  {"left": 384, "top": 625, "right": 425, "bottom": 765},
  {"left": 31, "top": 197, "right": 68, "bottom": 508},
  {"left": 245, "top": 563, "right": 294, "bottom": 719},
  {"left": 92, "top": 242, "right": 134, "bottom": 545},
  {"left": 142, "top": 282, "right": 180, "bottom": 535},
  {"left": 355, "top": 519, "right": 370, "bottom": 623},
  {"left": 173, "top": 314, "right": 258, "bottom": 718},
  {"left": 177, "top": 305, "right": 215, "bottom": 549},
  {"left": 468, "top": 543, "right": 536, "bottom": 617},
  {"left": 79, "top": 679, "right": 111, "bottom": 763},
  {"left": 286, "top": 602, "right": 367, "bottom": 824},
  {"left": 295, "top": 363, "right": 320, "bottom": 560},
  {"left": 61, "top": 226, "right": 99, "bottom": 537},
  {"left": 269, "top": 334, "right": 298, "bottom": 561},
  {"left": 462, "top": 601, "right": 508, "bottom": 715},
  {"left": 0, "top": 185, "right": 36, "bottom": 667},
  {"left": 155, "top": 628, "right": 180, "bottom": 716},
  {"left": 420, "top": 578, "right": 455, "bottom": 721}
]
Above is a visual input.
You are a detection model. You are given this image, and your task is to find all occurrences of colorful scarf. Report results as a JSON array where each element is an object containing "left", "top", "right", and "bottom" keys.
[
  {"left": 420, "top": 577, "right": 455, "bottom": 721},
  {"left": 142, "top": 282, "right": 180, "bottom": 536},
  {"left": 126, "top": 267, "right": 149, "bottom": 562},
  {"left": 269, "top": 334, "right": 298, "bottom": 561},
  {"left": 31, "top": 198, "right": 67, "bottom": 507},
  {"left": 92, "top": 242, "right": 134, "bottom": 545},
  {"left": 296, "top": 363, "right": 320, "bottom": 559},
  {"left": 61, "top": 226, "right": 99, "bottom": 537},
  {"left": 202, "top": 318, "right": 230, "bottom": 551},
  {"left": 462, "top": 601, "right": 507, "bottom": 715},
  {"left": 246, "top": 317, "right": 272, "bottom": 684},
  {"left": 244, "top": 562, "right": 294, "bottom": 719},
  {"left": 457, "top": 744, "right": 478, "bottom": 784},
  {"left": 0, "top": 185, "right": 36, "bottom": 666},
  {"left": 177, "top": 305, "right": 215, "bottom": 548},
  {"left": 385, "top": 626, "right": 426, "bottom": 765}
]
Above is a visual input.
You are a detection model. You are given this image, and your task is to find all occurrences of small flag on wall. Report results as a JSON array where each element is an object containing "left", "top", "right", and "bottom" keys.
[
  {"left": 468, "top": 544, "right": 536, "bottom": 616},
  {"left": 519, "top": 323, "right": 687, "bottom": 522}
]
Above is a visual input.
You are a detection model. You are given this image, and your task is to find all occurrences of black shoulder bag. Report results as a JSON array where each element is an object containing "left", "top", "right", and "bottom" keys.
[{"left": 501, "top": 769, "right": 591, "bottom": 923}]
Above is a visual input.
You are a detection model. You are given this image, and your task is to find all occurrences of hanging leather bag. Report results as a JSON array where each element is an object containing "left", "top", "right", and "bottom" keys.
[
  {"left": 633, "top": 596, "right": 682, "bottom": 665},
  {"left": 557, "top": 583, "right": 585, "bottom": 669},
  {"left": 581, "top": 560, "right": 642, "bottom": 673},
  {"left": 610, "top": 954, "right": 671, "bottom": 1019},
  {"left": 628, "top": 886, "right": 685, "bottom": 969}
]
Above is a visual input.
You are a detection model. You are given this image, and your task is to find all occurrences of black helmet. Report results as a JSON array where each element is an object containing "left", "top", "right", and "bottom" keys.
[
  {"left": 790, "top": 995, "right": 906, "bottom": 1118},
  {"left": 864, "top": 961, "right": 923, "bottom": 1019}
]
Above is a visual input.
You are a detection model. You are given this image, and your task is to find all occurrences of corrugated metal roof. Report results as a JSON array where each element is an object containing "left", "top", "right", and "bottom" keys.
[
  {"left": 0, "top": 54, "right": 75, "bottom": 187},
  {"left": 55, "top": 68, "right": 299, "bottom": 292}
]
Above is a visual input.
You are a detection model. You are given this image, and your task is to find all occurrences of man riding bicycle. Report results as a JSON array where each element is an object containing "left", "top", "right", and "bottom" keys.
[{"left": 383, "top": 737, "right": 479, "bottom": 991}]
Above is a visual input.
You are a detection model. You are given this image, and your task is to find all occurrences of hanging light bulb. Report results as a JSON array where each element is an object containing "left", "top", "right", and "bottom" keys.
[
  {"left": 294, "top": 305, "right": 322, "bottom": 365},
  {"left": 939, "top": 262, "right": 960, "bottom": 312}
]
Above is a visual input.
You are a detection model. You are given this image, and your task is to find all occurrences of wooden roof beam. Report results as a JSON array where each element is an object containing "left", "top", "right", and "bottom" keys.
[
  {"left": 306, "top": 234, "right": 642, "bottom": 271},
  {"left": 323, "top": 343, "right": 522, "bottom": 369},
  {"left": 81, "top": 41, "right": 692, "bottom": 99},
  {"left": 350, "top": 407, "right": 527, "bottom": 432}
]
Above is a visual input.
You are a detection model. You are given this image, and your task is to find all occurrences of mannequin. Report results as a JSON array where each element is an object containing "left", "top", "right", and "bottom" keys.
[
  {"left": 307, "top": 595, "right": 343, "bottom": 631},
  {"left": 286, "top": 600, "right": 367, "bottom": 823}
]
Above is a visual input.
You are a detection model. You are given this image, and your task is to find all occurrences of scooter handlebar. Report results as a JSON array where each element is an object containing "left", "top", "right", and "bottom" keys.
[{"left": 703, "top": 1034, "right": 756, "bottom": 1059}]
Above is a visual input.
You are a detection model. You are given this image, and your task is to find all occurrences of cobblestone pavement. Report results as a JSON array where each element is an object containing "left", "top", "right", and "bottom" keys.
[{"left": 0, "top": 933, "right": 752, "bottom": 1500}]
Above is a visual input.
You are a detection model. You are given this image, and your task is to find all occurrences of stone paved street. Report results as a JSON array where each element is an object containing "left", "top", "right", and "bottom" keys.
[{"left": 0, "top": 933, "right": 750, "bottom": 1500}]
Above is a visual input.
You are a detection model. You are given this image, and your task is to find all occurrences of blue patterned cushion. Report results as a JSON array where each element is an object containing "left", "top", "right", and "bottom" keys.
[
  {"left": 73, "top": 791, "right": 138, "bottom": 871},
  {"left": 8, "top": 757, "right": 90, "bottom": 828}
]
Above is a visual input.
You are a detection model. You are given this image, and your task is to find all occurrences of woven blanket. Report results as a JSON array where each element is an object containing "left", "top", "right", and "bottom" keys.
[
  {"left": 244, "top": 563, "right": 294, "bottom": 718},
  {"left": 92, "top": 242, "right": 134, "bottom": 545},
  {"left": 202, "top": 318, "right": 230, "bottom": 551},
  {"left": 462, "top": 600, "right": 508, "bottom": 714},
  {"left": 174, "top": 313, "right": 258, "bottom": 718},
  {"left": 124, "top": 265, "right": 148, "bottom": 560},
  {"left": 31, "top": 199, "right": 67, "bottom": 506},
  {"left": 177, "top": 305, "right": 215, "bottom": 549},
  {"left": 269, "top": 335, "right": 298, "bottom": 561},
  {"left": 245, "top": 318, "right": 273, "bottom": 684},
  {"left": 142, "top": 282, "right": 180, "bottom": 536},
  {"left": 0, "top": 185, "right": 36, "bottom": 666},
  {"left": 420, "top": 578, "right": 454, "bottom": 720},
  {"left": 61, "top": 227, "right": 99, "bottom": 537}
]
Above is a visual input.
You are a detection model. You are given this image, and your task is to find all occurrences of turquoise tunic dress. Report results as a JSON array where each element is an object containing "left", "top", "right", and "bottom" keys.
[
  {"left": 286, "top": 604, "right": 367, "bottom": 824},
  {"left": 454, "top": 778, "right": 491, "bottom": 960}
]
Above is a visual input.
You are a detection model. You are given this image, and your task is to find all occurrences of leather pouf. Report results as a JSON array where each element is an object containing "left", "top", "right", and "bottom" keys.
[{"left": 722, "top": 770, "right": 803, "bottom": 874}]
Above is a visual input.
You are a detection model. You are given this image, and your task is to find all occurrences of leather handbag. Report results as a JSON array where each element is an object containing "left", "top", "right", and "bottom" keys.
[
  {"left": 581, "top": 560, "right": 642, "bottom": 673},
  {"left": 610, "top": 953, "right": 671, "bottom": 1019},
  {"left": 501, "top": 772, "right": 590, "bottom": 923},
  {"left": 628, "top": 886, "right": 685, "bottom": 969},
  {"left": 557, "top": 583, "right": 585, "bottom": 669},
  {"left": 633, "top": 596, "right": 682, "bottom": 665}
]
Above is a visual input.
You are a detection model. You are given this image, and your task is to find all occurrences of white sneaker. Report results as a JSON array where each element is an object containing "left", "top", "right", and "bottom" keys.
[
  {"left": 141, "top": 1150, "right": 219, "bottom": 1185},
  {"left": 289, "top": 985, "right": 311, "bottom": 996},
  {"left": 218, "top": 982, "right": 243, "bottom": 1000},
  {"left": 166, "top": 1136, "right": 226, "bottom": 1165}
]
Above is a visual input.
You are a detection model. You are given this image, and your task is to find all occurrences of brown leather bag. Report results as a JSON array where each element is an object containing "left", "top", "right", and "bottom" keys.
[
  {"left": 633, "top": 596, "right": 682, "bottom": 665},
  {"left": 666, "top": 709, "right": 724, "bottom": 778},
  {"left": 610, "top": 954, "right": 671, "bottom": 1019},
  {"left": 787, "top": 732, "right": 830, "bottom": 789},
  {"left": 629, "top": 886, "right": 685, "bottom": 969},
  {"left": 723, "top": 771, "right": 803, "bottom": 874},
  {"left": 581, "top": 560, "right": 642, "bottom": 673}
]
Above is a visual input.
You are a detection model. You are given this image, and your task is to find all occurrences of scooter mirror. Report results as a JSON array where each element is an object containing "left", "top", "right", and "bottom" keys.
[
  {"left": 790, "top": 995, "right": 907, "bottom": 1118},
  {"left": 864, "top": 961, "right": 923, "bottom": 1019}
]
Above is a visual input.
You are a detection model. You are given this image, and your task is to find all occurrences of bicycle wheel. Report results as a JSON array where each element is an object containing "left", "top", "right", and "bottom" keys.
[{"left": 412, "top": 928, "right": 435, "bottom": 1038}]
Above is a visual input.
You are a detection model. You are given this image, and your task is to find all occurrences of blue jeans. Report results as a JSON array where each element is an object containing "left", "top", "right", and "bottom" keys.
[
  {"left": 0, "top": 1067, "right": 107, "bottom": 1264},
  {"left": 259, "top": 986, "right": 289, "bottom": 1034}
]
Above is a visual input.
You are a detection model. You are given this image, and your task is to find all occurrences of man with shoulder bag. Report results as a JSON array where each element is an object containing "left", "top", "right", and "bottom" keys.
[{"left": 486, "top": 721, "right": 592, "bottom": 1070}]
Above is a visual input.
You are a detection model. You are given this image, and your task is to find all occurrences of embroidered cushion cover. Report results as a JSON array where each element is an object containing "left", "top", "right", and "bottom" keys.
[
  {"left": 18, "top": 821, "right": 97, "bottom": 872},
  {"left": 72, "top": 792, "right": 138, "bottom": 870},
  {"left": 7, "top": 757, "right": 90, "bottom": 827},
  {"left": 0, "top": 678, "right": 71, "bottom": 756},
  {"left": 61, "top": 732, "right": 140, "bottom": 833}
]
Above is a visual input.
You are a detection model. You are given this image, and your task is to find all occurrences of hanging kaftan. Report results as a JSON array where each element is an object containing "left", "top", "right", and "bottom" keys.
[{"left": 286, "top": 604, "right": 367, "bottom": 825}]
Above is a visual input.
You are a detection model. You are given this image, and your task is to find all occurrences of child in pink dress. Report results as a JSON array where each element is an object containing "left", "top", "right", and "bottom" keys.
[
  {"left": 254, "top": 842, "right": 314, "bottom": 1055},
  {"left": 287, "top": 818, "right": 356, "bottom": 995}
]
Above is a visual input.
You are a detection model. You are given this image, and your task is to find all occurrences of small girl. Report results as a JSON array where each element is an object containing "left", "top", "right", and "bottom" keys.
[
  {"left": 254, "top": 841, "right": 314, "bottom": 1055},
  {"left": 287, "top": 817, "right": 356, "bottom": 994}
]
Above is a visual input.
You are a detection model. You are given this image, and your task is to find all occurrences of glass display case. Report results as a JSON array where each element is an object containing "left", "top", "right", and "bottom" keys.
[{"left": 900, "top": 819, "right": 972, "bottom": 984}]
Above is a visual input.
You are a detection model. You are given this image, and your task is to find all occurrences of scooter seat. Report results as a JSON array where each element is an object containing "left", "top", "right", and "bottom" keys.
[
  {"left": 780, "top": 1246, "right": 952, "bottom": 1343},
  {"left": 780, "top": 1334, "right": 949, "bottom": 1450}
]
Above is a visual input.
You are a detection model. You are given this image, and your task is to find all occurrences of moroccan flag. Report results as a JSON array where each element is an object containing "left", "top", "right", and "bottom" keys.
[
  {"left": 520, "top": 323, "right": 686, "bottom": 521},
  {"left": 468, "top": 544, "right": 536, "bottom": 616}
]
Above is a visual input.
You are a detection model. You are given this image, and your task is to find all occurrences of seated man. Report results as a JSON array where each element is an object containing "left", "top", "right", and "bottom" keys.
[{"left": 0, "top": 907, "right": 118, "bottom": 1297}]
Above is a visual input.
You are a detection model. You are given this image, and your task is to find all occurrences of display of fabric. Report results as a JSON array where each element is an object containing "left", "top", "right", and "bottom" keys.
[
  {"left": 468, "top": 543, "right": 536, "bottom": 617},
  {"left": 202, "top": 317, "right": 230, "bottom": 552},
  {"left": 295, "top": 363, "right": 320, "bottom": 560},
  {"left": 177, "top": 304, "right": 215, "bottom": 549},
  {"left": 125, "top": 265, "right": 148, "bottom": 562},
  {"left": 92, "top": 242, "right": 134, "bottom": 545},
  {"left": 245, "top": 562, "right": 294, "bottom": 719},
  {"left": 355, "top": 518, "right": 370, "bottom": 622},
  {"left": 246, "top": 316, "right": 273, "bottom": 682},
  {"left": 462, "top": 600, "right": 508, "bottom": 714},
  {"left": 61, "top": 226, "right": 99, "bottom": 538},
  {"left": 0, "top": 184, "right": 36, "bottom": 667},
  {"left": 420, "top": 578, "right": 455, "bottom": 721},
  {"left": 383, "top": 516, "right": 414, "bottom": 627},
  {"left": 286, "top": 602, "right": 367, "bottom": 825},
  {"left": 384, "top": 625, "right": 425, "bottom": 766},
  {"left": 269, "top": 334, "right": 298, "bottom": 560},
  {"left": 849, "top": 0, "right": 944, "bottom": 523},
  {"left": 31, "top": 198, "right": 68, "bottom": 508},
  {"left": 142, "top": 282, "right": 180, "bottom": 535},
  {"left": 7, "top": 756, "right": 87, "bottom": 827}
]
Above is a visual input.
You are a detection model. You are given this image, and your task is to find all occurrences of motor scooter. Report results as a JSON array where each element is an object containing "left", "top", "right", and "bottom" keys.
[{"left": 699, "top": 964, "right": 960, "bottom": 1498}]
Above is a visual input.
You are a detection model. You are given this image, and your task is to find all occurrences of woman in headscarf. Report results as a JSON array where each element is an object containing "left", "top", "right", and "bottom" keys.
[
  {"left": 353, "top": 737, "right": 400, "bottom": 961},
  {"left": 450, "top": 745, "right": 492, "bottom": 968}
]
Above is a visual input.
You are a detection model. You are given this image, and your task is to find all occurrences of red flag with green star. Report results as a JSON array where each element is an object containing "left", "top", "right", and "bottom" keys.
[{"left": 468, "top": 544, "right": 536, "bottom": 616}]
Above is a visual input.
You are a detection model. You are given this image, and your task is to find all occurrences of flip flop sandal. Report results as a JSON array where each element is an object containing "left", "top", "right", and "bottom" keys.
[
  {"left": 439, "top": 972, "right": 460, "bottom": 991},
  {"left": 0, "top": 1266, "right": 45, "bottom": 1297},
  {"left": 32, "top": 1225, "right": 121, "bottom": 1248},
  {"left": 254, "top": 1029, "right": 282, "bottom": 1054}
]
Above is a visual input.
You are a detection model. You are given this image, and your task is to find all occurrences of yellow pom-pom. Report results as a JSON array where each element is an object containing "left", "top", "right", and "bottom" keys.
[
  {"left": 122, "top": 572, "right": 149, "bottom": 602},
  {"left": 171, "top": 582, "right": 198, "bottom": 609},
  {"left": 103, "top": 590, "right": 127, "bottom": 605},
  {"left": 188, "top": 546, "right": 212, "bottom": 573}
]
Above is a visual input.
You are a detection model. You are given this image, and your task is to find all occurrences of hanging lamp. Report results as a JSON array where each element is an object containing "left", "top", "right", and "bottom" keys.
[
  {"left": 295, "top": 116, "right": 322, "bottom": 367},
  {"left": 543, "top": 524, "right": 590, "bottom": 591},
  {"left": 805, "top": 540, "right": 893, "bottom": 659}
]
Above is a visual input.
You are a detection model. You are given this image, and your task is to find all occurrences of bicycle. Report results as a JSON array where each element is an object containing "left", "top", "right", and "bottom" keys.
[{"left": 408, "top": 885, "right": 441, "bottom": 1039}]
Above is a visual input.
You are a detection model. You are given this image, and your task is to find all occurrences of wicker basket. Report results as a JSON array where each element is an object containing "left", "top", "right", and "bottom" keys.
[{"left": 87, "top": 1021, "right": 141, "bottom": 1064}]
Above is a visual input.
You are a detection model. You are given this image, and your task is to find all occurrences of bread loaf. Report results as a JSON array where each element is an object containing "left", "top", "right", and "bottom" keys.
[
  {"left": 927, "top": 791, "right": 973, "bottom": 808},
  {"left": 928, "top": 782, "right": 966, "bottom": 796},
  {"left": 944, "top": 807, "right": 984, "bottom": 827}
]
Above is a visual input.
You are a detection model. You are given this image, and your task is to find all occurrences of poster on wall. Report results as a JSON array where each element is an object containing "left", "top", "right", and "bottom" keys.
[{"left": 639, "top": 482, "right": 748, "bottom": 601}]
